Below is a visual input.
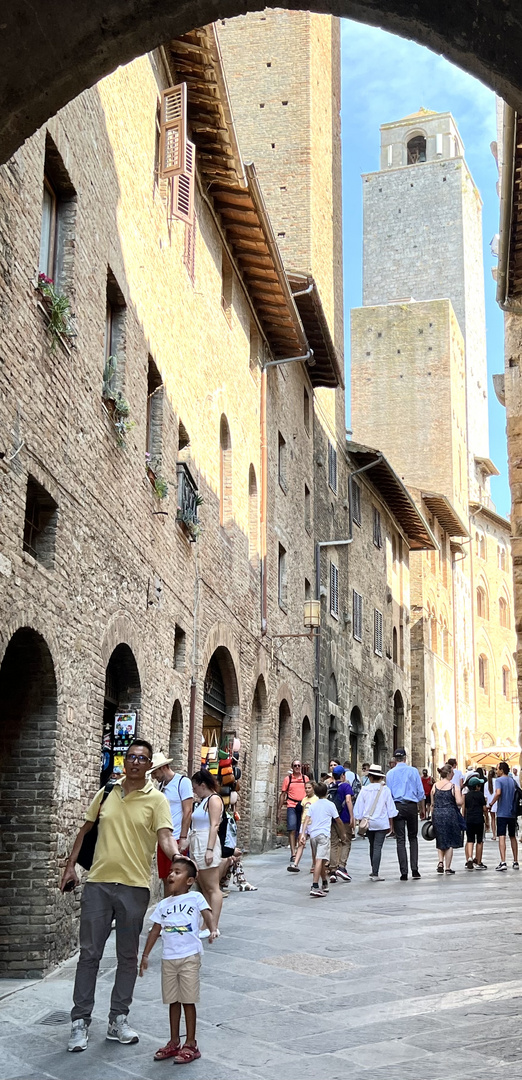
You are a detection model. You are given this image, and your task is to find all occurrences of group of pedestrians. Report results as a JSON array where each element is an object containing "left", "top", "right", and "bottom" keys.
[{"left": 281, "top": 750, "right": 522, "bottom": 893}]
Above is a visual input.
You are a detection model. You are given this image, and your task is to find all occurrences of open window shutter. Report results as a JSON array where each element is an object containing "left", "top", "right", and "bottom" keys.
[
  {"left": 171, "top": 140, "right": 195, "bottom": 226},
  {"left": 159, "top": 84, "right": 187, "bottom": 179}
]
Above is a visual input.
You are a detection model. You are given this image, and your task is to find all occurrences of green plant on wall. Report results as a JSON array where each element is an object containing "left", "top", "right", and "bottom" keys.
[
  {"left": 102, "top": 354, "right": 135, "bottom": 448},
  {"left": 37, "top": 273, "right": 75, "bottom": 350}
]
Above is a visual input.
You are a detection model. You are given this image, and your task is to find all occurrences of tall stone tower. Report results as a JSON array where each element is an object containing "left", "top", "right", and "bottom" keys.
[{"left": 362, "top": 109, "right": 489, "bottom": 487}]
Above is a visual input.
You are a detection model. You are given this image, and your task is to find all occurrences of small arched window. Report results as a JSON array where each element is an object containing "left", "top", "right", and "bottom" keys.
[
  {"left": 248, "top": 464, "right": 259, "bottom": 569},
  {"left": 478, "top": 654, "right": 488, "bottom": 692},
  {"left": 219, "top": 415, "right": 232, "bottom": 528},
  {"left": 498, "top": 545, "right": 507, "bottom": 571},
  {"left": 499, "top": 596, "right": 510, "bottom": 628},
  {"left": 477, "top": 587, "right": 487, "bottom": 619},
  {"left": 392, "top": 626, "right": 398, "bottom": 664},
  {"left": 430, "top": 609, "right": 438, "bottom": 654},
  {"left": 407, "top": 135, "right": 426, "bottom": 164},
  {"left": 502, "top": 666, "right": 511, "bottom": 699}
]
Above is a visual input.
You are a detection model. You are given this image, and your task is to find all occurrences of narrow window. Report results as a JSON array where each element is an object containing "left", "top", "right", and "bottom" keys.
[
  {"left": 249, "top": 322, "right": 261, "bottom": 375},
  {"left": 174, "top": 625, "right": 186, "bottom": 670},
  {"left": 499, "top": 597, "right": 509, "bottom": 628},
  {"left": 374, "top": 609, "right": 383, "bottom": 656},
  {"left": 146, "top": 357, "right": 164, "bottom": 471},
  {"left": 278, "top": 432, "right": 287, "bottom": 492},
  {"left": 221, "top": 251, "right": 233, "bottom": 326},
  {"left": 103, "top": 270, "right": 126, "bottom": 394},
  {"left": 328, "top": 442, "right": 337, "bottom": 494},
  {"left": 278, "top": 544, "right": 287, "bottom": 609},
  {"left": 477, "top": 587, "right": 488, "bottom": 620},
  {"left": 38, "top": 135, "right": 76, "bottom": 291},
  {"left": 373, "top": 507, "right": 382, "bottom": 548},
  {"left": 502, "top": 666, "right": 510, "bottom": 699},
  {"left": 330, "top": 562, "right": 339, "bottom": 619},
  {"left": 248, "top": 464, "right": 259, "bottom": 568},
  {"left": 392, "top": 626, "right": 398, "bottom": 663},
  {"left": 304, "top": 483, "right": 311, "bottom": 533},
  {"left": 23, "top": 476, "right": 58, "bottom": 570},
  {"left": 304, "top": 578, "right": 312, "bottom": 601},
  {"left": 352, "top": 481, "right": 361, "bottom": 526},
  {"left": 303, "top": 387, "right": 310, "bottom": 434},
  {"left": 219, "top": 415, "right": 232, "bottom": 528},
  {"left": 478, "top": 654, "right": 487, "bottom": 691},
  {"left": 353, "top": 590, "right": 363, "bottom": 641},
  {"left": 407, "top": 135, "right": 426, "bottom": 164}
]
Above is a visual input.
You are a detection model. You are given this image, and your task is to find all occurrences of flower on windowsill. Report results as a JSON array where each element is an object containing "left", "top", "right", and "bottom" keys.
[{"left": 36, "top": 272, "right": 75, "bottom": 349}]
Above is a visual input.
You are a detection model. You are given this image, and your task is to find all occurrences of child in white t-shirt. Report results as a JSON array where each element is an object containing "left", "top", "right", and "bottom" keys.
[
  {"left": 139, "top": 856, "right": 217, "bottom": 1063},
  {"left": 305, "top": 782, "right": 341, "bottom": 898}
]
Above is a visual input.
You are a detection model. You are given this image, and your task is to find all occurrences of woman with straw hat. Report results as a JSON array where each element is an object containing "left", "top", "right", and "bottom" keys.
[{"left": 352, "top": 764, "right": 398, "bottom": 881}]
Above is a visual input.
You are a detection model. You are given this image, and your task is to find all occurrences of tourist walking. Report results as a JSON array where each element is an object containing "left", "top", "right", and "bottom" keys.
[
  {"left": 489, "top": 761, "right": 519, "bottom": 871},
  {"left": 353, "top": 764, "right": 398, "bottom": 881},
  {"left": 148, "top": 753, "right": 194, "bottom": 895},
  {"left": 289, "top": 779, "right": 317, "bottom": 871},
  {"left": 431, "top": 763, "right": 464, "bottom": 874},
  {"left": 464, "top": 775, "right": 487, "bottom": 870},
  {"left": 326, "top": 765, "right": 353, "bottom": 882},
  {"left": 189, "top": 769, "right": 225, "bottom": 927},
  {"left": 60, "top": 740, "right": 177, "bottom": 1053},
  {"left": 386, "top": 748, "right": 425, "bottom": 880},
  {"left": 485, "top": 768, "right": 498, "bottom": 839},
  {"left": 447, "top": 758, "right": 464, "bottom": 791},
  {"left": 421, "top": 769, "right": 434, "bottom": 814},
  {"left": 278, "top": 759, "right": 309, "bottom": 867},
  {"left": 305, "top": 782, "right": 343, "bottom": 897}
]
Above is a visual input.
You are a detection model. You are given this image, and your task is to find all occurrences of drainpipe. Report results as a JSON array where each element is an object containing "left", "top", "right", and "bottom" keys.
[
  {"left": 264, "top": 349, "right": 314, "bottom": 370},
  {"left": 260, "top": 366, "right": 268, "bottom": 635},
  {"left": 188, "top": 545, "right": 201, "bottom": 778}
]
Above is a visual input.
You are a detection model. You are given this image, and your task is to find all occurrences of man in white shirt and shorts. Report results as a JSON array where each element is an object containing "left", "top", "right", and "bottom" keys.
[{"left": 149, "top": 753, "right": 194, "bottom": 894}]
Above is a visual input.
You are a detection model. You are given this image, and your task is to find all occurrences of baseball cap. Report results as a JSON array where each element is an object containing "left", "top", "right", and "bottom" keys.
[
  {"left": 394, "top": 748, "right": 406, "bottom": 758},
  {"left": 468, "top": 776, "right": 484, "bottom": 789},
  {"left": 332, "top": 765, "right": 345, "bottom": 777}
]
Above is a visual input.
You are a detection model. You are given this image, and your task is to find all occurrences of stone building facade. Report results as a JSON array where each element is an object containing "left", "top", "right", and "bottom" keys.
[{"left": 352, "top": 110, "right": 517, "bottom": 769}]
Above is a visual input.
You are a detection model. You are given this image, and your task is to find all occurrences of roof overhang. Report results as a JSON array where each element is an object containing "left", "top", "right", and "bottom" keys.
[
  {"left": 421, "top": 492, "right": 469, "bottom": 538},
  {"left": 469, "top": 501, "right": 511, "bottom": 533},
  {"left": 497, "top": 105, "right": 522, "bottom": 312},
  {"left": 475, "top": 455, "right": 500, "bottom": 477},
  {"left": 164, "top": 27, "right": 308, "bottom": 361},
  {"left": 347, "top": 441, "right": 437, "bottom": 550},
  {"left": 288, "top": 273, "right": 344, "bottom": 389}
]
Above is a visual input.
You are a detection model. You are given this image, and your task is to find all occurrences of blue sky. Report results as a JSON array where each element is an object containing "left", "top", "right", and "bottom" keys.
[{"left": 340, "top": 19, "right": 510, "bottom": 517}]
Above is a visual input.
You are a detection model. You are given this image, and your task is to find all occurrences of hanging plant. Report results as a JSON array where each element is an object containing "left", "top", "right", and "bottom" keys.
[
  {"left": 144, "top": 453, "right": 169, "bottom": 499},
  {"left": 37, "top": 273, "right": 75, "bottom": 350},
  {"left": 102, "top": 355, "right": 135, "bottom": 448}
]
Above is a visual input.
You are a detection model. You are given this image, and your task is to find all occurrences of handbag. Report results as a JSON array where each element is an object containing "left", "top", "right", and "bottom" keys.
[
  {"left": 358, "top": 784, "right": 385, "bottom": 838},
  {"left": 77, "top": 782, "right": 114, "bottom": 870}
]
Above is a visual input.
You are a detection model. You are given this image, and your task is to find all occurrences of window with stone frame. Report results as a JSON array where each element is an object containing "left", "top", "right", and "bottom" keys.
[
  {"left": 38, "top": 133, "right": 76, "bottom": 292},
  {"left": 499, "top": 596, "right": 510, "bottom": 628},
  {"left": 502, "top": 666, "right": 511, "bottom": 699},
  {"left": 278, "top": 432, "right": 287, "bottom": 492},
  {"left": 303, "top": 387, "right": 310, "bottom": 435},
  {"left": 146, "top": 356, "right": 164, "bottom": 478},
  {"left": 373, "top": 506, "right": 382, "bottom": 548},
  {"left": 103, "top": 269, "right": 127, "bottom": 395},
  {"left": 304, "top": 483, "right": 311, "bottom": 534},
  {"left": 352, "top": 480, "right": 362, "bottom": 526},
  {"left": 478, "top": 654, "right": 488, "bottom": 691},
  {"left": 219, "top": 414, "right": 233, "bottom": 528},
  {"left": 23, "top": 476, "right": 58, "bottom": 570},
  {"left": 278, "top": 543, "right": 287, "bottom": 610},
  {"left": 328, "top": 441, "right": 337, "bottom": 494}
]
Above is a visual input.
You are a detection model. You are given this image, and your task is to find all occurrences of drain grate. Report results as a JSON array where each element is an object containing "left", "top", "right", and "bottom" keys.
[{"left": 38, "top": 1010, "right": 70, "bottom": 1026}]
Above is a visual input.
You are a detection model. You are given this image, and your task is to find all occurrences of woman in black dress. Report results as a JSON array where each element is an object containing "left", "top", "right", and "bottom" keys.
[{"left": 431, "top": 763, "right": 464, "bottom": 874}]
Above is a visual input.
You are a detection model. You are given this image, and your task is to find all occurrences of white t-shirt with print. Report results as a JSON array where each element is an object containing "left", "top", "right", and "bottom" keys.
[
  {"left": 306, "top": 798, "right": 339, "bottom": 838},
  {"left": 162, "top": 774, "right": 194, "bottom": 837},
  {"left": 150, "top": 891, "right": 209, "bottom": 959}
]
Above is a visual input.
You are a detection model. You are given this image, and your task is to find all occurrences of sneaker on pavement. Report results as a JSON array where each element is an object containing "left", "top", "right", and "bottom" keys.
[
  {"left": 321, "top": 880, "right": 329, "bottom": 893},
  {"left": 475, "top": 862, "right": 487, "bottom": 870},
  {"left": 466, "top": 859, "right": 474, "bottom": 870},
  {"left": 495, "top": 862, "right": 508, "bottom": 872},
  {"left": 310, "top": 886, "right": 325, "bottom": 897},
  {"left": 329, "top": 872, "right": 337, "bottom": 883},
  {"left": 68, "top": 1020, "right": 89, "bottom": 1053},
  {"left": 514, "top": 862, "right": 520, "bottom": 870},
  {"left": 287, "top": 863, "right": 300, "bottom": 872},
  {"left": 336, "top": 867, "right": 351, "bottom": 882},
  {"left": 106, "top": 1015, "right": 139, "bottom": 1044},
  {"left": 412, "top": 871, "right": 421, "bottom": 879},
  {"left": 369, "top": 874, "right": 385, "bottom": 881}
]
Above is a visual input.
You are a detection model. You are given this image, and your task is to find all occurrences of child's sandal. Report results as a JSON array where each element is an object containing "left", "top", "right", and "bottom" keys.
[
  {"left": 154, "top": 1040, "right": 181, "bottom": 1060},
  {"left": 172, "top": 1043, "right": 201, "bottom": 1064}
]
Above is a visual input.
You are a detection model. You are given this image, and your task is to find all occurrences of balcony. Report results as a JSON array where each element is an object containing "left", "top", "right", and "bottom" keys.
[{"left": 176, "top": 462, "right": 201, "bottom": 542}]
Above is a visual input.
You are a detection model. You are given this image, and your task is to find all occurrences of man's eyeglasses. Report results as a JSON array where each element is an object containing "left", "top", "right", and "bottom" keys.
[
  {"left": 292, "top": 762, "right": 301, "bottom": 768},
  {"left": 126, "top": 754, "right": 151, "bottom": 764}
]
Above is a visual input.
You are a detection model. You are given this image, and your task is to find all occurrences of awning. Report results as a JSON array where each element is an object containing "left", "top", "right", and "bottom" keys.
[
  {"left": 468, "top": 747, "right": 520, "bottom": 767},
  {"left": 288, "top": 273, "right": 344, "bottom": 389},
  {"left": 347, "top": 441, "right": 437, "bottom": 550},
  {"left": 421, "top": 492, "right": 469, "bottom": 538}
]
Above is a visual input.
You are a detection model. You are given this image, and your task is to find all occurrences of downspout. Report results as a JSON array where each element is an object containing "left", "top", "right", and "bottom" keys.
[
  {"left": 188, "top": 544, "right": 201, "bottom": 777},
  {"left": 260, "top": 366, "right": 268, "bottom": 635}
]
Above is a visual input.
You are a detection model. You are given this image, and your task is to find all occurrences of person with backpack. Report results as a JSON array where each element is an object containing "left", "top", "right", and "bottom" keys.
[
  {"left": 489, "top": 761, "right": 520, "bottom": 871},
  {"left": 149, "top": 753, "right": 194, "bottom": 896},
  {"left": 326, "top": 766, "right": 353, "bottom": 882},
  {"left": 189, "top": 770, "right": 225, "bottom": 927},
  {"left": 342, "top": 760, "right": 362, "bottom": 801}
]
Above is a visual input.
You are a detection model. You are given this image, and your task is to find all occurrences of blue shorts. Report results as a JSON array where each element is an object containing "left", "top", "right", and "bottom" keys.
[
  {"left": 497, "top": 816, "right": 517, "bottom": 838},
  {"left": 287, "top": 803, "right": 303, "bottom": 834}
]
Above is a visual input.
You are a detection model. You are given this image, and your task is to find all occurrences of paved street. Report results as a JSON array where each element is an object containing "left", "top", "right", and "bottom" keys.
[{"left": 2, "top": 835, "right": 522, "bottom": 1079}]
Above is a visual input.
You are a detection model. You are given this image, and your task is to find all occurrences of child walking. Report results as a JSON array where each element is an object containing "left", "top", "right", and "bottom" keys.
[
  {"left": 305, "top": 782, "right": 342, "bottom": 897},
  {"left": 139, "top": 856, "right": 218, "bottom": 1063}
]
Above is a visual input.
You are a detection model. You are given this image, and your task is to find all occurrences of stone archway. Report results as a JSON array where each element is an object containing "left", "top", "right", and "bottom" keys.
[
  {"left": 0, "top": 627, "right": 58, "bottom": 976},
  {"left": 169, "top": 700, "right": 184, "bottom": 768},
  {"left": 393, "top": 690, "right": 404, "bottom": 752},
  {"left": 2, "top": 1, "right": 522, "bottom": 167},
  {"left": 349, "top": 705, "right": 363, "bottom": 772},
  {"left": 101, "top": 643, "right": 142, "bottom": 785},
  {"left": 202, "top": 645, "right": 240, "bottom": 753}
]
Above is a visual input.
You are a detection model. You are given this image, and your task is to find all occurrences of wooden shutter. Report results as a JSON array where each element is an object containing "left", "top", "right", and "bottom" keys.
[
  {"left": 374, "top": 609, "right": 383, "bottom": 656},
  {"left": 330, "top": 562, "right": 339, "bottom": 617},
  {"left": 171, "top": 140, "right": 195, "bottom": 226},
  {"left": 159, "top": 84, "right": 187, "bottom": 178},
  {"left": 353, "top": 590, "right": 362, "bottom": 641}
]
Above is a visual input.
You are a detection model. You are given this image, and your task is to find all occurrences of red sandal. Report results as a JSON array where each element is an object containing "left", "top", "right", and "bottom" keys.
[
  {"left": 172, "top": 1043, "right": 201, "bottom": 1064},
  {"left": 153, "top": 1040, "right": 181, "bottom": 1060}
]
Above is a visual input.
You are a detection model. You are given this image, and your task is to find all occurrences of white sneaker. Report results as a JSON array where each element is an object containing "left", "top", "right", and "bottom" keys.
[
  {"left": 68, "top": 1019, "right": 89, "bottom": 1052},
  {"left": 106, "top": 1015, "right": 139, "bottom": 1044},
  {"left": 369, "top": 874, "right": 385, "bottom": 881},
  {"left": 495, "top": 862, "right": 508, "bottom": 872}
]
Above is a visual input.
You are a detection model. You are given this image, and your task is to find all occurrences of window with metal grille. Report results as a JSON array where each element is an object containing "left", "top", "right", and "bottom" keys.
[
  {"left": 330, "top": 562, "right": 339, "bottom": 619},
  {"left": 278, "top": 544, "right": 287, "bottom": 609},
  {"left": 373, "top": 506, "right": 382, "bottom": 548},
  {"left": 353, "top": 590, "right": 363, "bottom": 641},
  {"left": 23, "top": 476, "right": 58, "bottom": 569},
  {"left": 328, "top": 442, "right": 337, "bottom": 494},
  {"left": 352, "top": 481, "right": 361, "bottom": 526},
  {"left": 374, "top": 609, "right": 383, "bottom": 656}
]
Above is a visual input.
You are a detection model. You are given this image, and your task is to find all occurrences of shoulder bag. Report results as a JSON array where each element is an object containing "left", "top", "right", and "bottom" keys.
[
  {"left": 358, "top": 783, "right": 384, "bottom": 838},
  {"left": 77, "top": 782, "right": 115, "bottom": 870}
]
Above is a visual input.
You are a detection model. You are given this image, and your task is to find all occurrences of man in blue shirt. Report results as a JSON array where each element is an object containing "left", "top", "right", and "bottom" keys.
[
  {"left": 490, "top": 761, "right": 519, "bottom": 871},
  {"left": 386, "top": 748, "right": 425, "bottom": 881}
]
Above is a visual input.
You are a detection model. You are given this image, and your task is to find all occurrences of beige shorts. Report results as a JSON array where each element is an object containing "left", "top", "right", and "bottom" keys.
[
  {"left": 161, "top": 954, "right": 201, "bottom": 1004},
  {"left": 310, "top": 833, "right": 330, "bottom": 861},
  {"left": 189, "top": 831, "right": 222, "bottom": 870}
]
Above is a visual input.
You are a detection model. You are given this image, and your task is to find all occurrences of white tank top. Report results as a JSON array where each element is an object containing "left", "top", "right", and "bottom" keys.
[{"left": 191, "top": 795, "right": 219, "bottom": 834}]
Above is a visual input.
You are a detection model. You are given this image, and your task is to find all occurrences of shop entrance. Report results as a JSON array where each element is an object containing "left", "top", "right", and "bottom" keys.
[
  {"left": 203, "top": 654, "right": 226, "bottom": 750},
  {"left": 101, "top": 643, "right": 141, "bottom": 785}
]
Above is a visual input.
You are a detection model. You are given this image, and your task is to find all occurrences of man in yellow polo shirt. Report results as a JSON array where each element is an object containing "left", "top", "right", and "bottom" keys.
[{"left": 60, "top": 739, "right": 178, "bottom": 1053}]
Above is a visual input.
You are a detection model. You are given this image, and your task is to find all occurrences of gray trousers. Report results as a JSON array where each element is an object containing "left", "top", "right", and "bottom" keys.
[
  {"left": 394, "top": 801, "right": 419, "bottom": 875},
  {"left": 71, "top": 881, "right": 149, "bottom": 1023},
  {"left": 368, "top": 829, "right": 387, "bottom": 875}
]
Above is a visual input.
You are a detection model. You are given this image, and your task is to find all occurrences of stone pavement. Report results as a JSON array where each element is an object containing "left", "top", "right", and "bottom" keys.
[{"left": 2, "top": 834, "right": 522, "bottom": 1079}]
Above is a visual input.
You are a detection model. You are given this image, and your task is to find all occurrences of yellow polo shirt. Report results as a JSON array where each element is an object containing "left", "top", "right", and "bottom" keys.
[{"left": 85, "top": 779, "right": 173, "bottom": 889}]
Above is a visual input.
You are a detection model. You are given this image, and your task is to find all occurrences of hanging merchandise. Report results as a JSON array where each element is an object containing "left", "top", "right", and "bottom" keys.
[
  {"left": 114, "top": 712, "right": 137, "bottom": 753},
  {"left": 232, "top": 737, "right": 241, "bottom": 753}
]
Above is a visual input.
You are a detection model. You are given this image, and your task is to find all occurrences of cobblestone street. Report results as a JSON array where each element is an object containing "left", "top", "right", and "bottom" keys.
[{"left": 2, "top": 835, "right": 522, "bottom": 1079}]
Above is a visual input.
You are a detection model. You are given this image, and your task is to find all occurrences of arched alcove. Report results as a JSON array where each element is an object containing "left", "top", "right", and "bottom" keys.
[
  {"left": 393, "top": 690, "right": 404, "bottom": 752},
  {"left": 169, "top": 699, "right": 184, "bottom": 767},
  {"left": 372, "top": 727, "right": 386, "bottom": 769},
  {"left": 250, "top": 675, "right": 272, "bottom": 851},
  {"left": 301, "top": 715, "right": 313, "bottom": 770},
  {"left": 277, "top": 698, "right": 292, "bottom": 794},
  {"left": 349, "top": 705, "right": 363, "bottom": 772},
  {"left": 101, "top": 643, "right": 142, "bottom": 786},
  {"left": 202, "top": 645, "right": 239, "bottom": 750}
]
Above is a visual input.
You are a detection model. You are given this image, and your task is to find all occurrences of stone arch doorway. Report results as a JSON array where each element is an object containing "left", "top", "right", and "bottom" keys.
[
  {"left": 277, "top": 698, "right": 292, "bottom": 795},
  {"left": 101, "top": 643, "right": 142, "bottom": 786},
  {"left": 250, "top": 676, "right": 272, "bottom": 851},
  {"left": 202, "top": 646, "right": 239, "bottom": 752},
  {"left": 169, "top": 699, "right": 184, "bottom": 767},
  {"left": 2, "top": 2, "right": 521, "bottom": 168},
  {"left": 301, "top": 715, "right": 313, "bottom": 771},
  {"left": 393, "top": 690, "right": 404, "bottom": 752},
  {"left": 372, "top": 727, "right": 386, "bottom": 769},
  {"left": 0, "top": 627, "right": 58, "bottom": 976},
  {"left": 349, "top": 706, "right": 363, "bottom": 772}
]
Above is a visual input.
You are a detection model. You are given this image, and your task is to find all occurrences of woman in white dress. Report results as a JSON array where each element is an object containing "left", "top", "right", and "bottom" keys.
[
  {"left": 485, "top": 769, "right": 497, "bottom": 840},
  {"left": 190, "top": 769, "right": 224, "bottom": 927},
  {"left": 352, "top": 764, "right": 398, "bottom": 881}
]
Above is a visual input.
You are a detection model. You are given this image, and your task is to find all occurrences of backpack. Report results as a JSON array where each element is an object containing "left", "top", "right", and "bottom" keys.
[
  {"left": 513, "top": 783, "right": 522, "bottom": 818},
  {"left": 350, "top": 774, "right": 362, "bottom": 801},
  {"left": 326, "top": 782, "right": 345, "bottom": 816}
]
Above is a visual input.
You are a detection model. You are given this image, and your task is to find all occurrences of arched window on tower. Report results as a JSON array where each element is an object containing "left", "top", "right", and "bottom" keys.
[
  {"left": 502, "top": 666, "right": 511, "bottom": 699},
  {"left": 477, "top": 586, "right": 488, "bottom": 620},
  {"left": 407, "top": 135, "right": 426, "bottom": 164},
  {"left": 219, "top": 415, "right": 232, "bottom": 528},
  {"left": 499, "top": 596, "right": 510, "bottom": 628},
  {"left": 478, "top": 654, "right": 488, "bottom": 693}
]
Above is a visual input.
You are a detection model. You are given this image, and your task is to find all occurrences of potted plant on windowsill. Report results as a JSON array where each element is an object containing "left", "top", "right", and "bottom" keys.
[
  {"left": 145, "top": 453, "right": 169, "bottom": 499},
  {"left": 102, "top": 355, "right": 135, "bottom": 447},
  {"left": 37, "top": 272, "right": 75, "bottom": 350}
]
